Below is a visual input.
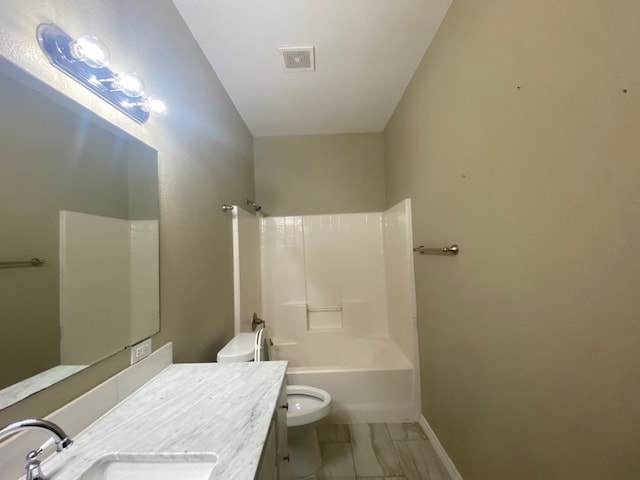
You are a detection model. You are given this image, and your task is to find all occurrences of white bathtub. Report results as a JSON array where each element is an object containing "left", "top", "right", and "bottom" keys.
[{"left": 272, "top": 336, "right": 420, "bottom": 423}]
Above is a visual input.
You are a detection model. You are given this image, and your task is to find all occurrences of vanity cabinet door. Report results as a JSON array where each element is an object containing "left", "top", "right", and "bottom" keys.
[
  {"left": 256, "top": 418, "right": 277, "bottom": 480},
  {"left": 275, "top": 380, "right": 289, "bottom": 480},
  {"left": 257, "top": 378, "right": 289, "bottom": 480}
]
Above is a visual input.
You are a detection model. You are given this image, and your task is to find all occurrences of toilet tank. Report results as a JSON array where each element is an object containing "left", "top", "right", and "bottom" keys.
[{"left": 216, "top": 332, "right": 255, "bottom": 362}]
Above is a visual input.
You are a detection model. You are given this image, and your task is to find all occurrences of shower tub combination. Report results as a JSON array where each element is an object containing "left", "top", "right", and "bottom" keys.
[{"left": 233, "top": 199, "right": 419, "bottom": 423}]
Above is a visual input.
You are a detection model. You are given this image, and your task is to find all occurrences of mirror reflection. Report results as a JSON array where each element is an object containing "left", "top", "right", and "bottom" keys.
[{"left": 0, "top": 61, "right": 160, "bottom": 410}]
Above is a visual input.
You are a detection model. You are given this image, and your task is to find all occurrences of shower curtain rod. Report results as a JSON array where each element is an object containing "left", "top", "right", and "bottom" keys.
[{"left": 221, "top": 201, "right": 264, "bottom": 213}]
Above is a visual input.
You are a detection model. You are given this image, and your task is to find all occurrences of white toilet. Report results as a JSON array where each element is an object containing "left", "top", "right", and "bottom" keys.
[{"left": 218, "top": 328, "right": 331, "bottom": 479}]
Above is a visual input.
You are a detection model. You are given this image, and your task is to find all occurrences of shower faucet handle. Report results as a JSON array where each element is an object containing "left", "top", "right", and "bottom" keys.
[{"left": 251, "top": 312, "right": 265, "bottom": 331}]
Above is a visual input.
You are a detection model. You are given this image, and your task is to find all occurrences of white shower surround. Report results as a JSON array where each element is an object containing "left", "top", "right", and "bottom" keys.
[
  {"left": 60, "top": 211, "right": 159, "bottom": 364},
  {"left": 258, "top": 199, "right": 420, "bottom": 423}
]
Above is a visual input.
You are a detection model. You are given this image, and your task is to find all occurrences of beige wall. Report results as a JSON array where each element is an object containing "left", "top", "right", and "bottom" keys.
[
  {"left": 384, "top": 1, "right": 640, "bottom": 479},
  {"left": 254, "top": 134, "right": 385, "bottom": 216},
  {"left": 0, "top": 0, "right": 253, "bottom": 425}
]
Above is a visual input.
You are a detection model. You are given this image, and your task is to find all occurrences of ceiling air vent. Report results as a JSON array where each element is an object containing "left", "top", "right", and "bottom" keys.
[{"left": 279, "top": 46, "right": 315, "bottom": 72}]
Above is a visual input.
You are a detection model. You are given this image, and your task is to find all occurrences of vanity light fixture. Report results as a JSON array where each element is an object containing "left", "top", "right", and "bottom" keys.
[{"left": 37, "top": 23, "right": 166, "bottom": 124}]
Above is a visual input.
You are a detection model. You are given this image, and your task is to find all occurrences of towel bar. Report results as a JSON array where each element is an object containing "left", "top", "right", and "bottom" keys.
[{"left": 412, "top": 244, "right": 459, "bottom": 256}]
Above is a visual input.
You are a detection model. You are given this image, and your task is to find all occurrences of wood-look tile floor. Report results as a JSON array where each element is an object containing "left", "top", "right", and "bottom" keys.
[{"left": 307, "top": 423, "right": 451, "bottom": 480}]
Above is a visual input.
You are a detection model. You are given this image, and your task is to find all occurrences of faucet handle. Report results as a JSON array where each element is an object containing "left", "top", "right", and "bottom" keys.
[
  {"left": 25, "top": 449, "right": 46, "bottom": 480},
  {"left": 33, "top": 437, "right": 54, "bottom": 457},
  {"left": 26, "top": 449, "right": 40, "bottom": 462},
  {"left": 33, "top": 434, "right": 72, "bottom": 455}
]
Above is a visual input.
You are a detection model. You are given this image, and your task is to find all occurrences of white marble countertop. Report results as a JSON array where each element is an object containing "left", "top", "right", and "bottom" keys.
[{"left": 42, "top": 362, "right": 288, "bottom": 480}]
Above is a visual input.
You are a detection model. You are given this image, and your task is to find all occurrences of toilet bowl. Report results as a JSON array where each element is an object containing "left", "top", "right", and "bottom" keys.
[
  {"left": 217, "top": 328, "right": 332, "bottom": 478},
  {"left": 286, "top": 385, "right": 331, "bottom": 427},
  {"left": 285, "top": 385, "right": 332, "bottom": 478}
]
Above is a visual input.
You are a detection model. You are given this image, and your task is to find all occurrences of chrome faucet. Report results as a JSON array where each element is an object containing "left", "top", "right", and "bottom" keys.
[{"left": 0, "top": 419, "right": 73, "bottom": 480}]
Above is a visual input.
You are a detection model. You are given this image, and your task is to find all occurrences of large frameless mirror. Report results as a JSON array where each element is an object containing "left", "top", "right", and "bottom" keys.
[{"left": 0, "top": 57, "right": 160, "bottom": 410}]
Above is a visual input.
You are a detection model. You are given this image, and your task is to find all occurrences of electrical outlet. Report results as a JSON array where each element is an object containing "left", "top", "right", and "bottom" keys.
[{"left": 130, "top": 337, "right": 152, "bottom": 365}]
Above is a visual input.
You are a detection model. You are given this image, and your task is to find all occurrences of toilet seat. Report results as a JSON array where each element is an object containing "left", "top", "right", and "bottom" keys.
[{"left": 286, "top": 385, "right": 331, "bottom": 427}]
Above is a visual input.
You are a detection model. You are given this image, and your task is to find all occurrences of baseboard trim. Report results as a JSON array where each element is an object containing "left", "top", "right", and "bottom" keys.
[{"left": 419, "top": 415, "right": 464, "bottom": 480}]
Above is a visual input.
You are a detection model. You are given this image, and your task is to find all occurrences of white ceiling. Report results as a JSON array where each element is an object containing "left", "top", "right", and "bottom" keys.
[{"left": 172, "top": 0, "right": 452, "bottom": 137}]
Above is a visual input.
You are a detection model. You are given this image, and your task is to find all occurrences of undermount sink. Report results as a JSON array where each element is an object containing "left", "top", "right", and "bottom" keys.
[{"left": 79, "top": 453, "right": 218, "bottom": 480}]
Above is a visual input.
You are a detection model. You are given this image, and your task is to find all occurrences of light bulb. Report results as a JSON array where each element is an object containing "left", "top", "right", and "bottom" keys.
[
  {"left": 141, "top": 96, "right": 167, "bottom": 114},
  {"left": 69, "top": 35, "right": 110, "bottom": 68},
  {"left": 111, "top": 72, "right": 145, "bottom": 98}
]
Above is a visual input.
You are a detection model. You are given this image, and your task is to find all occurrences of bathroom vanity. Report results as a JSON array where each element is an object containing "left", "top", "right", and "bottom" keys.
[{"left": 33, "top": 361, "right": 289, "bottom": 480}]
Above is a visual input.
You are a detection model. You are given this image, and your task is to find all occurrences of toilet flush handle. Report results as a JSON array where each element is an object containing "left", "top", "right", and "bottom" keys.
[{"left": 251, "top": 312, "right": 265, "bottom": 331}]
